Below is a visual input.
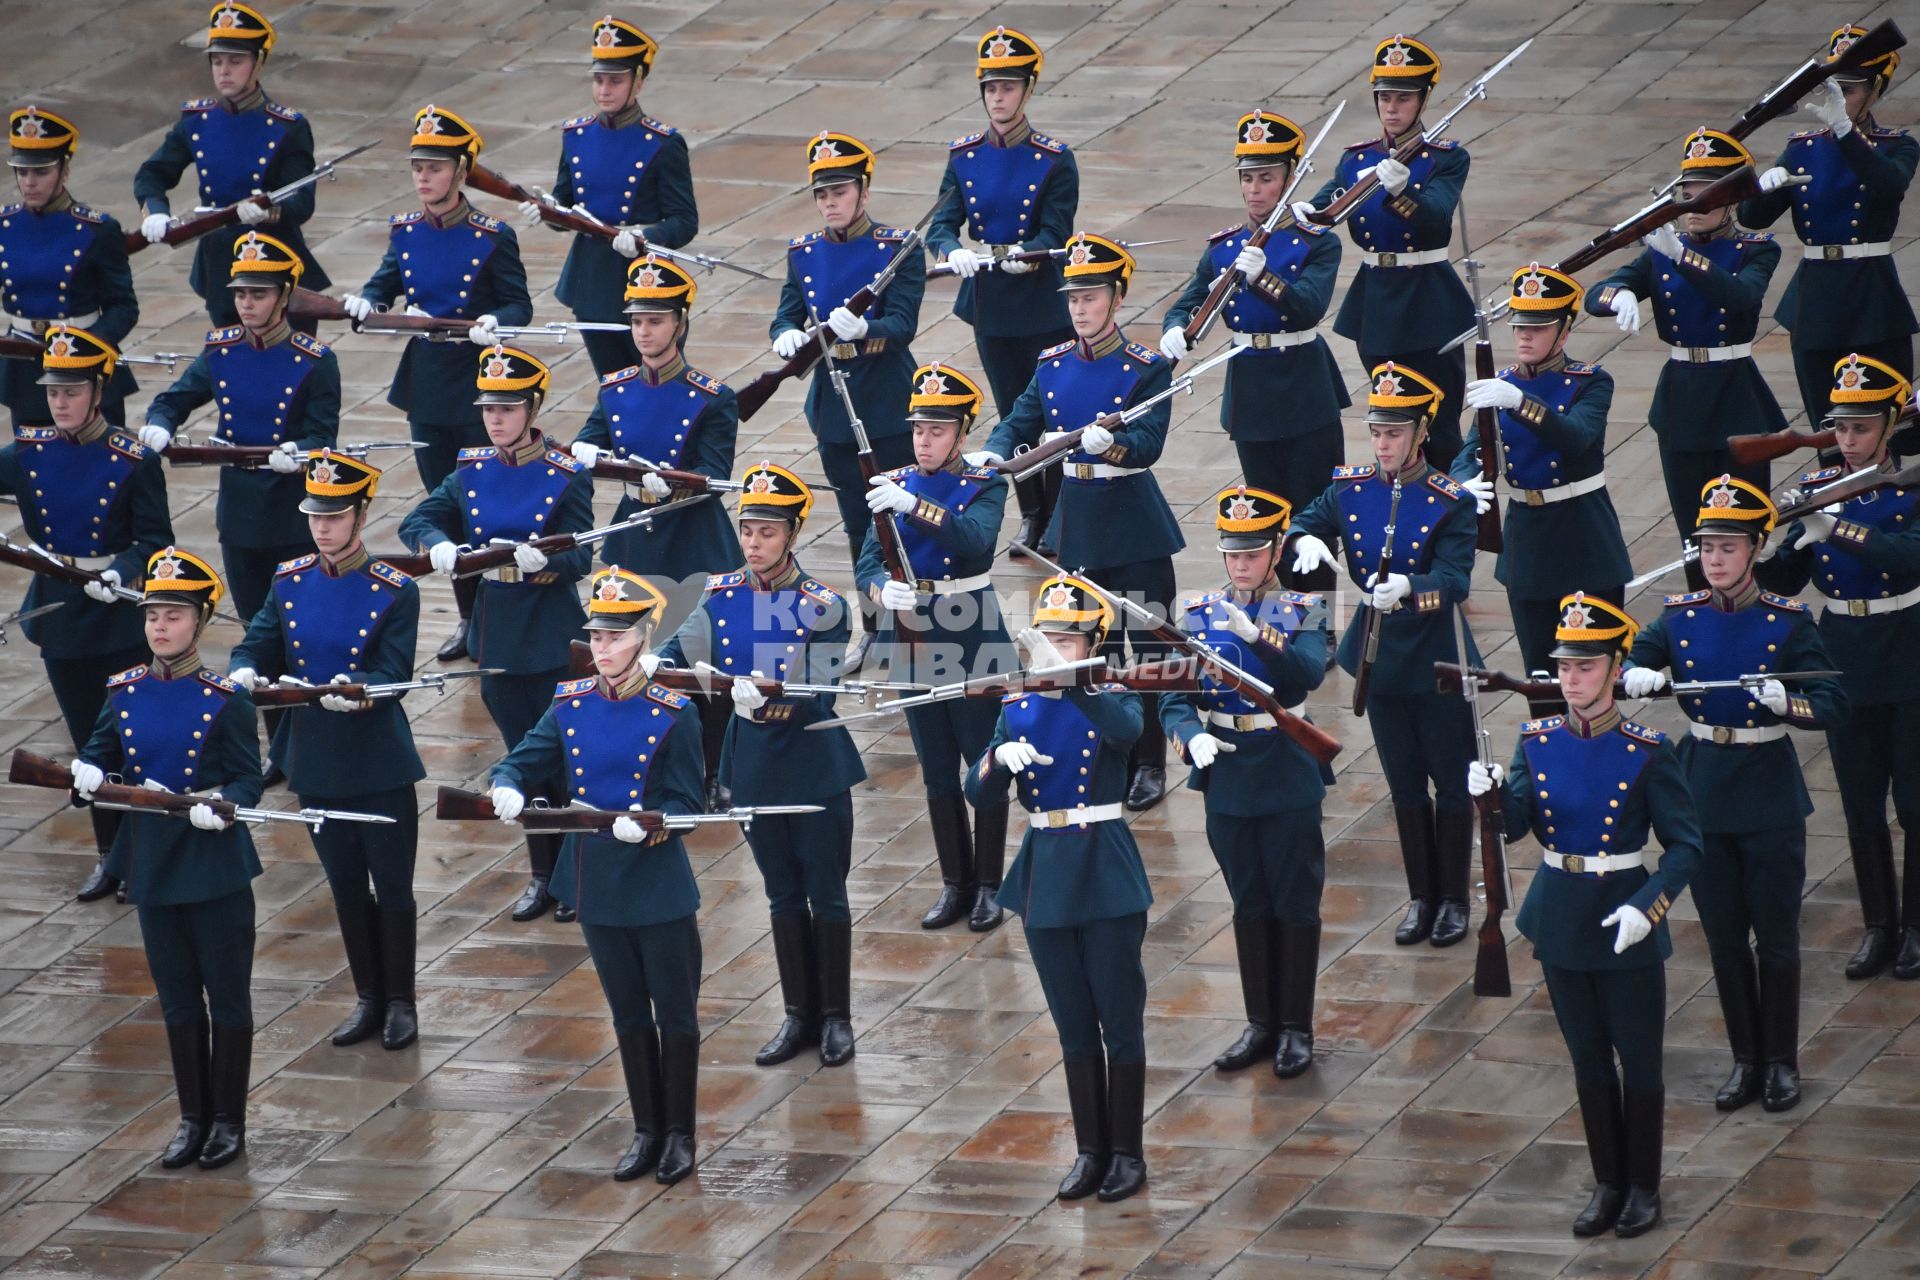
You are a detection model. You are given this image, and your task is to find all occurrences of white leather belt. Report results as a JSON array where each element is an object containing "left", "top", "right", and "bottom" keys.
[
  {"left": 1804, "top": 241, "right": 1893, "bottom": 260},
  {"left": 1230, "top": 331, "right": 1318, "bottom": 351},
  {"left": 6, "top": 310, "right": 100, "bottom": 336},
  {"left": 1543, "top": 850, "right": 1645, "bottom": 875},
  {"left": 1688, "top": 722, "right": 1786, "bottom": 745},
  {"left": 488, "top": 565, "right": 527, "bottom": 584},
  {"left": 1510, "top": 472, "right": 1608, "bottom": 507},
  {"left": 1027, "top": 802, "right": 1124, "bottom": 830},
  {"left": 1823, "top": 584, "right": 1920, "bottom": 617},
  {"left": 1668, "top": 343, "right": 1753, "bottom": 363},
  {"left": 1364, "top": 247, "right": 1449, "bottom": 268},
  {"left": 1205, "top": 704, "right": 1304, "bottom": 732},
  {"left": 915, "top": 572, "right": 992, "bottom": 597},
  {"left": 1065, "top": 461, "right": 1146, "bottom": 481},
  {"left": 30, "top": 542, "right": 111, "bottom": 571}
]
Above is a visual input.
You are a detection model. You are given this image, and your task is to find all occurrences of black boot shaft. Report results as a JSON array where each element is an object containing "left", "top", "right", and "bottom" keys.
[
  {"left": 613, "top": 1030, "right": 663, "bottom": 1181},
  {"left": 1613, "top": 1088, "right": 1664, "bottom": 1237},
  {"left": 161, "top": 1019, "right": 210, "bottom": 1169},
  {"left": 1571, "top": 1076, "right": 1625, "bottom": 1236},
  {"left": 920, "top": 794, "right": 974, "bottom": 929},
  {"left": 1095, "top": 1060, "right": 1148, "bottom": 1202},
  {"left": 1214, "top": 916, "right": 1275, "bottom": 1072},
  {"left": 1057, "top": 1054, "right": 1107, "bottom": 1200},
  {"left": 1392, "top": 802, "right": 1437, "bottom": 946},
  {"left": 655, "top": 1031, "right": 700, "bottom": 1184},
  {"left": 377, "top": 908, "right": 419, "bottom": 1051},
  {"left": 197, "top": 1024, "right": 253, "bottom": 1169},
  {"left": 969, "top": 800, "right": 1009, "bottom": 932},
  {"left": 755, "top": 913, "right": 820, "bottom": 1066},
  {"left": 1758, "top": 962, "right": 1802, "bottom": 1112},
  {"left": 1272, "top": 922, "right": 1319, "bottom": 1078},
  {"left": 816, "top": 919, "right": 856, "bottom": 1067}
]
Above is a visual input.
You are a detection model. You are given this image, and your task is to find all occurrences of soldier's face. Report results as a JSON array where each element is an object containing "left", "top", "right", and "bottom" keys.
[
  {"left": 1697, "top": 532, "right": 1756, "bottom": 589},
  {"left": 1238, "top": 165, "right": 1287, "bottom": 222},
  {"left": 738, "top": 518, "right": 794, "bottom": 575},
  {"left": 308, "top": 509, "right": 359, "bottom": 560},
  {"left": 144, "top": 603, "right": 199, "bottom": 659},
  {"left": 1374, "top": 89, "right": 1422, "bottom": 137},
  {"left": 12, "top": 163, "right": 60, "bottom": 209},
  {"left": 1675, "top": 180, "right": 1725, "bottom": 235},
  {"left": 1837, "top": 78, "right": 1874, "bottom": 120},
  {"left": 1510, "top": 321, "right": 1563, "bottom": 366},
  {"left": 1556, "top": 656, "right": 1613, "bottom": 713},
  {"left": 981, "top": 78, "right": 1026, "bottom": 127},
  {"left": 814, "top": 180, "right": 864, "bottom": 231},
  {"left": 482, "top": 402, "right": 533, "bottom": 448},
  {"left": 208, "top": 51, "right": 258, "bottom": 98},
  {"left": 592, "top": 69, "right": 638, "bottom": 115},
  {"left": 1065, "top": 286, "right": 1118, "bottom": 338},
  {"left": 44, "top": 382, "right": 93, "bottom": 430},
  {"left": 411, "top": 159, "right": 459, "bottom": 208},
  {"left": 231, "top": 285, "right": 281, "bottom": 330},
  {"left": 1045, "top": 631, "right": 1092, "bottom": 663},
  {"left": 911, "top": 418, "right": 961, "bottom": 471},
  {"left": 629, "top": 311, "right": 679, "bottom": 358},
  {"left": 1368, "top": 421, "right": 1419, "bottom": 473},
  {"left": 1831, "top": 415, "right": 1892, "bottom": 470},
  {"left": 589, "top": 624, "right": 646, "bottom": 677},
  {"left": 1224, "top": 547, "right": 1278, "bottom": 593}
]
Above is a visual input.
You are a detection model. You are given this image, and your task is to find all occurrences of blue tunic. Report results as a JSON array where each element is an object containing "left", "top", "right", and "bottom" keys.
[
  {"left": 924, "top": 127, "right": 1077, "bottom": 338},
  {"left": 550, "top": 112, "right": 698, "bottom": 322},
  {"left": 854, "top": 462, "right": 1011, "bottom": 669},
  {"left": 0, "top": 198, "right": 139, "bottom": 422}
]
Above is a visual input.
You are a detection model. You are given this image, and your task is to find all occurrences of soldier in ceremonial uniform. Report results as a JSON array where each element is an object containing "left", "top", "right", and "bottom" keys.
[
  {"left": 1161, "top": 488, "right": 1329, "bottom": 1077},
  {"left": 965, "top": 579, "right": 1151, "bottom": 1203},
  {"left": 659, "top": 464, "right": 866, "bottom": 1069},
  {"left": 1161, "top": 111, "right": 1348, "bottom": 536},
  {"left": 489, "top": 569, "right": 703, "bottom": 1185},
  {"left": 1291, "top": 363, "right": 1480, "bottom": 948},
  {"left": 1590, "top": 129, "right": 1785, "bottom": 588},
  {"left": 1739, "top": 25, "right": 1915, "bottom": 429},
  {"left": 0, "top": 328, "right": 171, "bottom": 902},
  {"left": 1455, "top": 264, "right": 1630, "bottom": 713},
  {"left": 1292, "top": 35, "right": 1473, "bottom": 467},
  {"left": 770, "top": 132, "right": 923, "bottom": 667},
  {"left": 926, "top": 25, "right": 1077, "bottom": 555},
  {"left": 978, "top": 233, "right": 1182, "bottom": 811},
  {"left": 73, "top": 548, "right": 261, "bottom": 1171},
  {"left": 346, "top": 105, "right": 532, "bottom": 662},
  {"left": 517, "top": 15, "right": 698, "bottom": 378},
  {"left": 134, "top": 3, "right": 331, "bottom": 330},
  {"left": 400, "top": 346, "right": 591, "bottom": 923},
  {"left": 1624, "top": 477, "right": 1846, "bottom": 1113},
  {"left": 230, "top": 452, "right": 426, "bottom": 1051},
  {"left": 1, "top": 107, "right": 138, "bottom": 429},
  {"left": 140, "top": 232, "right": 339, "bottom": 628},
  {"left": 1761, "top": 355, "right": 1920, "bottom": 980},
  {"left": 859, "top": 362, "right": 1013, "bottom": 932},
  {"left": 1468, "top": 594, "right": 1702, "bottom": 1238}
]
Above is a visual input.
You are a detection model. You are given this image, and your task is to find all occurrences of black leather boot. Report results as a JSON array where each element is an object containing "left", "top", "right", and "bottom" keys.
[
  {"left": 1571, "top": 1079, "right": 1624, "bottom": 1237},
  {"left": 330, "top": 901, "right": 385, "bottom": 1046},
  {"left": 1613, "top": 1089, "right": 1664, "bottom": 1238},
  {"left": 160, "top": 1019, "right": 209, "bottom": 1169},
  {"left": 816, "top": 919, "right": 856, "bottom": 1067},
  {"left": 919, "top": 794, "right": 973, "bottom": 930},
  {"left": 378, "top": 909, "right": 418, "bottom": 1051},
  {"left": 75, "top": 855, "right": 120, "bottom": 903},
  {"left": 1124, "top": 694, "right": 1167, "bottom": 812},
  {"left": 1010, "top": 508, "right": 1043, "bottom": 557},
  {"left": 1096, "top": 1060, "right": 1148, "bottom": 1202},
  {"left": 1759, "top": 962, "right": 1801, "bottom": 1112},
  {"left": 436, "top": 617, "right": 470, "bottom": 663},
  {"left": 1057, "top": 1055, "right": 1107, "bottom": 1200},
  {"left": 1429, "top": 806, "right": 1473, "bottom": 948},
  {"left": 754, "top": 914, "right": 819, "bottom": 1066},
  {"left": 1845, "top": 826, "right": 1899, "bottom": 980},
  {"left": 1393, "top": 801, "right": 1437, "bottom": 945},
  {"left": 1898, "top": 927, "right": 1920, "bottom": 982},
  {"left": 511, "top": 875, "right": 554, "bottom": 922},
  {"left": 197, "top": 1024, "right": 252, "bottom": 1169},
  {"left": 1273, "top": 922, "right": 1319, "bottom": 1079},
  {"left": 655, "top": 1031, "right": 699, "bottom": 1185},
  {"left": 612, "top": 1029, "right": 661, "bottom": 1181},
  {"left": 78, "top": 808, "right": 123, "bottom": 902},
  {"left": 1712, "top": 955, "right": 1762, "bottom": 1111},
  {"left": 968, "top": 800, "right": 1007, "bottom": 932},
  {"left": 1213, "top": 916, "right": 1274, "bottom": 1072},
  {"left": 1898, "top": 832, "right": 1920, "bottom": 981}
]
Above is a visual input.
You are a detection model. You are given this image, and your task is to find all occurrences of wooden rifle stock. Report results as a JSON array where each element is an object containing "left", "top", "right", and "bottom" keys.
[
  {"left": 988, "top": 412, "right": 1120, "bottom": 480},
  {"left": 287, "top": 286, "right": 465, "bottom": 334},
  {"left": 1726, "top": 20, "right": 1906, "bottom": 143},
  {"left": 123, "top": 198, "right": 265, "bottom": 255},
  {"left": 436, "top": 784, "right": 676, "bottom": 834},
  {"left": 587, "top": 456, "right": 717, "bottom": 493},
  {"left": 1774, "top": 459, "right": 1920, "bottom": 526},
  {"left": 1129, "top": 636, "right": 1343, "bottom": 766},
  {"left": 468, "top": 163, "right": 613, "bottom": 240},
  {"left": 1728, "top": 428, "right": 1835, "bottom": 468},
  {"left": 1472, "top": 793, "right": 1512, "bottom": 997},
  {"left": 735, "top": 286, "right": 882, "bottom": 422},
  {"left": 1434, "top": 661, "right": 1637, "bottom": 703},
  {"left": 10, "top": 749, "right": 231, "bottom": 820},
  {"left": 1349, "top": 481, "right": 1403, "bottom": 716},
  {"left": 1303, "top": 129, "right": 1426, "bottom": 229},
  {"left": 0, "top": 539, "right": 127, "bottom": 597},
  {"left": 1472, "top": 338, "right": 1503, "bottom": 553},
  {"left": 250, "top": 682, "right": 367, "bottom": 709}
]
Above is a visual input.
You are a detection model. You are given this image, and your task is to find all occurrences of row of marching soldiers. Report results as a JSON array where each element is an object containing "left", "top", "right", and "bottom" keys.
[{"left": 1, "top": 5, "right": 1916, "bottom": 1230}]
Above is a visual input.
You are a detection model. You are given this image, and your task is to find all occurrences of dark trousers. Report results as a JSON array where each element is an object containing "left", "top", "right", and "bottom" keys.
[
  {"left": 1830, "top": 700, "right": 1920, "bottom": 836},
  {"left": 1234, "top": 426, "right": 1345, "bottom": 516},
  {"left": 1361, "top": 344, "right": 1465, "bottom": 470},
  {"left": 1510, "top": 585, "right": 1625, "bottom": 679},
  {"left": 746, "top": 790, "right": 854, "bottom": 923},
  {"left": 411, "top": 416, "right": 490, "bottom": 493},
  {"left": 578, "top": 327, "right": 641, "bottom": 380},
  {"left": 1543, "top": 961, "right": 1665, "bottom": 1094},
  {"left": 978, "top": 328, "right": 1073, "bottom": 520},
  {"left": 138, "top": 887, "right": 256, "bottom": 1029},
  {"left": 905, "top": 694, "right": 1002, "bottom": 799},
  {"left": 1696, "top": 827, "right": 1806, "bottom": 974},
  {"left": 303, "top": 785, "right": 419, "bottom": 911},
  {"left": 1027, "top": 912, "right": 1148, "bottom": 1063},
  {"left": 581, "top": 915, "right": 701, "bottom": 1037},
  {"left": 482, "top": 668, "right": 570, "bottom": 876},
  {"left": 1092, "top": 556, "right": 1176, "bottom": 768},
  {"left": 1369, "top": 689, "right": 1474, "bottom": 811},
  {"left": 221, "top": 540, "right": 314, "bottom": 632},
  {"left": 1206, "top": 806, "right": 1325, "bottom": 925},
  {"left": 1792, "top": 336, "right": 1912, "bottom": 435},
  {"left": 818, "top": 435, "right": 917, "bottom": 627},
  {"left": 1660, "top": 447, "right": 1767, "bottom": 591}
]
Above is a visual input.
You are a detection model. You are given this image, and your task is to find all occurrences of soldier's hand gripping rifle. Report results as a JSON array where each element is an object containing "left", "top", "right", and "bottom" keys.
[
  {"left": 378, "top": 497, "right": 711, "bottom": 580},
  {"left": 10, "top": 750, "right": 395, "bottom": 831},
  {"left": 247, "top": 667, "right": 499, "bottom": 708},
  {"left": 434, "top": 785, "right": 821, "bottom": 834},
  {"left": 127, "top": 142, "right": 379, "bottom": 254},
  {"left": 1348, "top": 476, "right": 1403, "bottom": 716},
  {"left": 1456, "top": 194, "right": 1503, "bottom": 553}
]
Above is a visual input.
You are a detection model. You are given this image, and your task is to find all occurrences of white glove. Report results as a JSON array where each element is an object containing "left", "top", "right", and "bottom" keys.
[
  {"left": 189, "top": 802, "right": 231, "bottom": 831},
  {"left": 1373, "top": 156, "right": 1410, "bottom": 195},
  {"left": 427, "top": 541, "right": 460, "bottom": 576},
  {"left": 640, "top": 472, "right": 672, "bottom": 501},
  {"left": 1758, "top": 166, "right": 1793, "bottom": 194},
  {"left": 963, "top": 449, "right": 1004, "bottom": 468},
  {"left": 266, "top": 441, "right": 303, "bottom": 474},
  {"left": 1464, "top": 379, "right": 1525, "bottom": 412},
  {"left": 945, "top": 248, "right": 983, "bottom": 278},
  {"left": 489, "top": 785, "right": 525, "bottom": 823},
  {"left": 998, "top": 256, "right": 1034, "bottom": 275},
  {"left": 1080, "top": 424, "right": 1115, "bottom": 456},
  {"left": 1757, "top": 678, "right": 1790, "bottom": 716},
  {"left": 1467, "top": 760, "right": 1505, "bottom": 796},
  {"left": 318, "top": 673, "right": 361, "bottom": 713},
  {"left": 1462, "top": 474, "right": 1495, "bottom": 516},
  {"left": 772, "top": 328, "right": 807, "bottom": 360},
  {"left": 140, "top": 211, "right": 173, "bottom": 244},
  {"left": 570, "top": 441, "right": 602, "bottom": 468},
  {"left": 639, "top": 652, "right": 661, "bottom": 678},
  {"left": 1643, "top": 224, "right": 1685, "bottom": 263},
  {"left": 227, "top": 667, "right": 261, "bottom": 691},
  {"left": 235, "top": 192, "right": 271, "bottom": 226},
  {"left": 138, "top": 423, "right": 174, "bottom": 452},
  {"left": 516, "top": 199, "right": 545, "bottom": 226},
  {"left": 1289, "top": 201, "right": 1320, "bottom": 227},
  {"left": 880, "top": 579, "right": 918, "bottom": 611},
  {"left": 1367, "top": 572, "right": 1411, "bottom": 611},
  {"left": 513, "top": 542, "right": 549, "bottom": 574},
  {"left": 1622, "top": 666, "right": 1668, "bottom": 698},
  {"left": 1217, "top": 599, "right": 1259, "bottom": 643},
  {"left": 1186, "top": 733, "right": 1236, "bottom": 770},
  {"left": 1290, "top": 533, "right": 1335, "bottom": 576},
  {"left": 611, "top": 811, "right": 649, "bottom": 843},
  {"left": 404, "top": 306, "right": 432, "bottom": 318},
  {"left": 83, "top": 568, "right": 122, "bottom": 604},
  {"left": 467, "top": 314, "right": 500, "bottom": 347},
  {"left": 611, "top": 227, "right": 643, "bottom": 258},
  {"left": 1232, "top": 242, "right": 1266, "bottom": 282},
  {"left": 1805, "top": 78, "right": 1852, "bottom": 137},
  {"left": 141, "top": 778, "right": 173, "bottom": 793},
  {"left": 341, "top": 294, "right": 374, "bottom": 322},
  {"left": 866, "top": 474, "right": 915, "bottom": 515},
  {"left": 1601, "top": 905, "right": 1652, "bottom": 955},
  {"left": 1795, "top": 509, "right": 1839, "bottom": 549},
  {"left": 69, "top": 759, "right": 103, "bottom": 800},
  {"left": 1610, "top": 291, "right": 1642, "bottom": 334},
  {"left": 827, "top": 306, "right": 868, "bottom": 342},
  {"left": 994, "top": 741, "right": 1054, "bottom": 773},
  {"left": 731, "top": 674, "right": 769, "bottom": 712},
  {"left": 1159, "top": 327, "right": 1190, "bottom": 362},
  {"left": 1016, "top": 626, "right": 1065, "bottom": 671}
]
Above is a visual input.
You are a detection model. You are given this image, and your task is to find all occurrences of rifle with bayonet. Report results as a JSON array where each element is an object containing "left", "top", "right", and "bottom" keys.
[
  {"left": 1451, "top": 608, "right": 1511, "bottom": 998},
  {"left": 807, "top": 657, "right": 1110, "bottom": 729},
  {"left": 1456, "top": 193, "right": 1503, "bottom": 553},
  {"left": 380, "top": 496, "right": 711, "bottom": 580},
  {"left": 1434, "top": 661, "right": 1842, "bottom": 702},
  {"left": 1349, "top": 476, "right": 1403, "bottom": 716},
  {"left": 582, "top": 451, "right": 747, "bottom": 498},
  {"left": 434, "top": 784, "right": 821, "bottom": 834},
  {"left": 0, "top": 600, "right": 60, "bottom": 644},
  {"left": 561, "top": 643, "right": 924, "bottom": 700},
  {"left": 162, "top": 437, "right": 423, "bottom": 469},
  {"left": 247, "top": 667, "right": 499, "bottom": 709},
  {"left": 927, "top": 238, "right": 1183, "bottom": 283},
  {"left": 1718, "top": 20, "right": 1906, "bottom": 151},
  {"left": 0, "top": 536, "right": 143, "bottom": 602},
  {"left": 128, "top": 142, "right": 380, "bottom": 255},
  {"left": 10, "top": 750, "right": 396, "bottom": 831},
  {"left": 286, "top": 288, "right": 621, "bottom": 343},
  {"left": 1729, "top": 394, "right": 1917, "bottom": 467},
  {"left": 0, "top": 335, "right": 187, "bottom": 370}
]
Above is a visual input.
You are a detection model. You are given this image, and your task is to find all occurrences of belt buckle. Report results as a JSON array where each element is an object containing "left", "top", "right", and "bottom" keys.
[
  {"left": 1068, "top": 463, "right": 1094, "bottom": 480},
  {"left": 1712, "top": 725, "right": 1733, "bottom": 745},
  {"left": 830, "top": 342, "right": 857, "bottom": 359},
  {"left": 1523, "top": 489, "right": 1545, "bottom": 507},
  {"left": 1250, "top": 333, "right": 1271, "bottom": 350},
  {"left": 1046, "top": 810, "right": 1066, "bottom": 829},
  {"left": 1848, "top": 599, "right": 1870, "bottom": 617},
  {"left": 1234, "top": 714, "right": 1253, "bottom": 732},
  {"left": 1376, "top": 252, "right": 1398, "bottom": 268},
  {"left": 1822, "top": 245, "right": 1844, "bottom": 261},
  {"left": 1562, "top": 854, "right": 1585, "bottom": 875},
  {"left": 914, "top": 578, "right": 935, "bottom": 593},
  {"left": 1688, "top": 346, "right": 1709, "bottom": 363}
]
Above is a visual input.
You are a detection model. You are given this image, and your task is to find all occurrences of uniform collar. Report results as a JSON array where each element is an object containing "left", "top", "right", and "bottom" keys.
[
  {"left": 27, "top": 189, "right": 73, "bottom": 216},
  {"left": 498, "top": 428, "right": 548, "bottom": 466},
  {"left": 1565, "top": 700, "right": 1621, "bottom": 738},
  {"left": 1230, "top": 574, "right": 1281, "bottom": 606},
  {"left": 1077, "top": 325, "right": 1125, "bottom": 361},
  {"left": 246, "top": 317, "right": 291, "bottom": 350},
  {"left": 1710, "top": 575, "right": 1760, "bottom": 612},
  {"left": 1383, "top": 121, "right": 1424, "bottom": 149},
  {"left": 987, "top": 117, "right": 1032, "bottom": 148},
  {"left": 750, "top": 555, "right": 803, "bottom": 592},
  {"left": 321, "top": 543, "right": 369, "bottom": 576},
  {"left": 151, "top": 648, "right": 201, "bottom": 681},
  {"left": 65, "top": 413, "right": 110, "bottom": 446},
  {"left": 1515, "top": 350, "right": 1569, "bottom": 380},
  {"left": 423, "top": 196, "right": 472, "bottom": 230},
  {"left": 825, "top": 212, "right": 873, "bottom": 243},
  {"left": 641, "top": 351, "right": 686, "bottom": 385},
  {"left": 1383, "top": 457, "right": 1430, "bottom": 486},
  {"left": 603, "top": 100, "right": 644, "bottom": 129},
  {"left": 221, "top": 85, "right": 266, "bottom": 114}
]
